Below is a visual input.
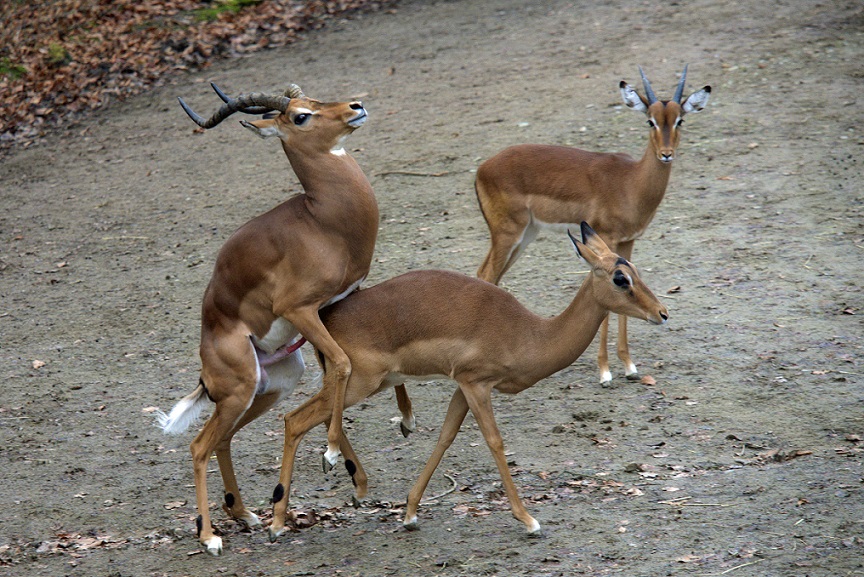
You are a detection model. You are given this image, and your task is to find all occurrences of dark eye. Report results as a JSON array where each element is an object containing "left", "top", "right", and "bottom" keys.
[
  {"left": 676, "top": 118, "right": 684, "bottom": 127},
  {"left": 294, "top": 113, "right": 310, "bottom": 125},
  {"left": 613, "top": 270, "right": 630, "bottom": 288},
  {"left": 647, "top": 119, "right": 658, "bottom": 128}
]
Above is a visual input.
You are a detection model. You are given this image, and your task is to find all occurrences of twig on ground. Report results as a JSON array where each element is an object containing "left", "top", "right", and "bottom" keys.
[{"left": 376, "top": 170, "right": 451, "bottom": 177}]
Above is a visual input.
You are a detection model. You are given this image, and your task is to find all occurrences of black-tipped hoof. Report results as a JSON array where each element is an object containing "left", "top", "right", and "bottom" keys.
[
  {"left": 352, "top": 496, "right": 361, "bottom": 509},
  {"left": 626, "top": 373, "right": 642, "bottom": 381},
  {"left": 400, "top": 423, "right": 412, "bottom": 438},
  {"left": 271, "top": 483, "right": 285, "bottom": 504}
]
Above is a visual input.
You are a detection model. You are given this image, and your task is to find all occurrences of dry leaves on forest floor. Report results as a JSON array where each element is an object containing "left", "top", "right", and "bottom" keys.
[{"left": 0, "top": 0, "right": 395, "bottom": 155}]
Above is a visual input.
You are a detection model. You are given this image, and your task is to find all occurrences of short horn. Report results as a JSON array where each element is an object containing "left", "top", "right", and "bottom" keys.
[
  {"left": 285, "top": 84, "right": 305, "bottom": 99},
  {"left": 638, "top": 66, "right": 658, "bottom": 105},
  {"left": 673, "top": 64, "right": 689, "bottom": 103}
]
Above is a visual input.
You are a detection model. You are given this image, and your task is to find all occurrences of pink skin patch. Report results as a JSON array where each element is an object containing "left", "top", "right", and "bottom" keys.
[{"left": 255, "top": 337, "right": 307, "bottom": 386}]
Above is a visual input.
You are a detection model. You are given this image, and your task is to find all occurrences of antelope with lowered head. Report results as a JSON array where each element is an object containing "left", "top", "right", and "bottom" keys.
[
  {"left": 157, "top": 82, "right": 388, "bottom": 555},
  {"left": 475, "top": 65, "right": 709, "bottom": 384},
  {"left": 267, "top": 223, "right": 668, "bottom": 540}
]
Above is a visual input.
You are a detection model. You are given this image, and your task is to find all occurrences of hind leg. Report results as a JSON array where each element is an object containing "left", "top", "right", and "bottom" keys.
[
  {"left": 217, "top": 348, "right": 305, "bottom": 527},
  {"left": 394, "top": 384, "right": 415, "bottom": 437},
  {"left": 269, "top": 391, "right": 334, "bottom": 540},
  {"left": 477, "top": 219, "right": 533, "bottom": 284},
  {"left": 190, "top": 384, "right": 256, "bottom": 555},
  {"left": 215, "top": 394, "right": 283, "bottom": 529},
  {"left": 191, "top": 330, "right": 268, "bottom": 555}
]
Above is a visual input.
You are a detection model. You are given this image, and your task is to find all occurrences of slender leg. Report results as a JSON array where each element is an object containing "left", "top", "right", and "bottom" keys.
[
  {"left": 459, "top": 383, "right": 540, "bottom": 534},
  {"left": 268, "top": 423, "right": 313, "bottom": 541},
  {"left": 394, "top": 384, "right": 415, "bottom": 437},
  {"left": 614, "top": 240, "right": 639, "bottom": 379},
  {"left": 404, "top": 388, "right": 470, "bottom": 529},
  {"left": 191, "top": 331, "right": 260, "bottom": 555},
  {"left": 597, "top": 314, "right": 612, "bottom": 384},
  {"left": 618, "top": 314, "right": 639, "bottom": 379},
  {"left": 478, "top": 231, "right": 521, "bottom": 284},
  {"left": 283, "top": 308, "right": 352, "bottom": 470},
  {"left": 330, "top": 416, "right": 369, "bottom": 504},
  {"left": 213, "top": 344, "right": 305, "bottom": 528},
  {"left": 268, "top": 387, "right": 372, "bottom": 539},
  {"left": 189, "top": 388, "right": 255, "bottom": 555},
  {"left": 214, "top": 390, "right": 280, "bottom": 528},
  {"left": 476, "top": 209, "right": 531, "bottom": 285}
]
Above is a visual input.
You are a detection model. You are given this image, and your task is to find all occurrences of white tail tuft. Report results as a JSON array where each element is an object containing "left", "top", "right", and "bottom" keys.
[{"left": 155, "top": 385, "right": 210, "bottom": 435}]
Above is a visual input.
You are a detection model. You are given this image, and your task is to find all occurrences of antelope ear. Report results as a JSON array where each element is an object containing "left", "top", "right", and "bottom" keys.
[
  {"left": 682, "top": 86, "right": 712, "bottom": 114},
  {"left": 569, "top": 228, "right": 599, "bottom": 268},
  {"left": 620, "top": 81, "right": 648, "bottom": 113},
  {"left": 240, "top": 118, "right": 283, "bottom": 139},
  {"left": 579, "top": 221, "right": 613, "bottom": 255}
]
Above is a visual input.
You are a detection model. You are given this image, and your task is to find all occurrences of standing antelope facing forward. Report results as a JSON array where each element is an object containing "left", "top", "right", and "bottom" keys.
[
  {"left": 267, "top": 223, "right": 668, "bottom": 540},
  {"left": 157, "top": 83, "right": 385, "bottom": 555},
  {"left": 476, "top": 65, "right": 709, "bottom": 384}
]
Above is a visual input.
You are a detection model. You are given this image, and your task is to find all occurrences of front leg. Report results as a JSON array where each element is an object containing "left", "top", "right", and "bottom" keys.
[
  {"left": 269, "top": 392, "right": 370, "bottom": 539},
  {"left": 597, "top": 314, "right": 613, "bottom": 384},
  {"left": 617, "top": 314, "right": 640, "bottom": 380},
  {"left": 459, "top": 382, "right": 540, "bottom": 534},
  {"left": 404, "top": 388, "right": 469, "bottom": 529},
  {"left": 394, "top": 384, "right": 416, "bottom": 437},
  {"left": 613, "top": 240, "right": 640, "bottom": 381},
  {"left": 282, "top": 308, "right": 351, "bottom": 471}
]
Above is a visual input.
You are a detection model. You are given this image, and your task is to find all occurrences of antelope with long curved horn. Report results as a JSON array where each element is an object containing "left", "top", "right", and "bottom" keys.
[
  {"left": 157, "top": 83, "right": 411, "bottom": 555},
  {"left": 475, "top": 65, "right": 710, "bottom": 384}
]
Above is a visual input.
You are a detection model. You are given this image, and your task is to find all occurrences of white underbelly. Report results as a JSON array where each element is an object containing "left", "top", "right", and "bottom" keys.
[
  {"left": 532, "top": 216, "right": 580, "bottom": 234},
  {"left": 323, "top": 276, "right": 365, "bottom": 307},
  {"left": 383, "top": 372, "right": 450, "bottom": 386},
  {"left": 533, "top": 215, "right": 645, "bottom": 244},
  {"left": 253, "top": 317, "right": 299, "bottom": 355},
  {"left": 252, "top": 276, "right": 366, "bottom": 354}
]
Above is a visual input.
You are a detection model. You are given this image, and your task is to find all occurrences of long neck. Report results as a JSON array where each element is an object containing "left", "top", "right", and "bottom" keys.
[
  {"left": 283, "top": 145, "right": 366, "bottom": 195},
  {"left": 283, "top": 145, "right": 378, "bottom": 222},
  {"left": 529, "top": 278, "right": 610, "bottom": 377},
  {"left": 633, "top": 145, "right": 673, "bottom": 212}
]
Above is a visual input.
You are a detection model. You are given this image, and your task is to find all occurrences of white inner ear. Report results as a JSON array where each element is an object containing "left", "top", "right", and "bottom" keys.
[
  {"left": 682, "top": 89, "right": 711, "bottom": 114},
  {"left": 240, "top": 120, "right": 283, "bottom": 139},
  {"left": 620, "top": 84, "right": 647, "bottom": 112}
]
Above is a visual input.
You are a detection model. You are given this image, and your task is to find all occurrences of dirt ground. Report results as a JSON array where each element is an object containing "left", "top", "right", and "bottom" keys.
[{"left": 1, "top": 0, "right": 862, "bottom": 575}]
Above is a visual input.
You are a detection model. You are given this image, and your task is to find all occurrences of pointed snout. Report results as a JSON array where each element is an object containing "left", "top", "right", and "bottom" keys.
[
  {"left": 347, "top": 102, "right": 368, "bottom": 128},
  {"left": 658, "top": 151, "right": 675, "bottom": 163},
  {"left": 649, "top": 305, "right": 669, "bottom": 326}
]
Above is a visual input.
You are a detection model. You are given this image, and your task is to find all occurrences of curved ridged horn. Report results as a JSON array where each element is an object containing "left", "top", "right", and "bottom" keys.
[
  {"left": 285, "top": 84, "right": 305, "bottom": 99},
  {"left": 178, "top": 92, "right": 292, "bottom": 129},
  {"left": 638, "top": 66, "right": 658, "bottom": 105},
  {"left": 210, "top": 83, "right": 271, "bottom": 115},
  {"left": 673, "top": 64, "right": 689, "bottom": 103}
]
